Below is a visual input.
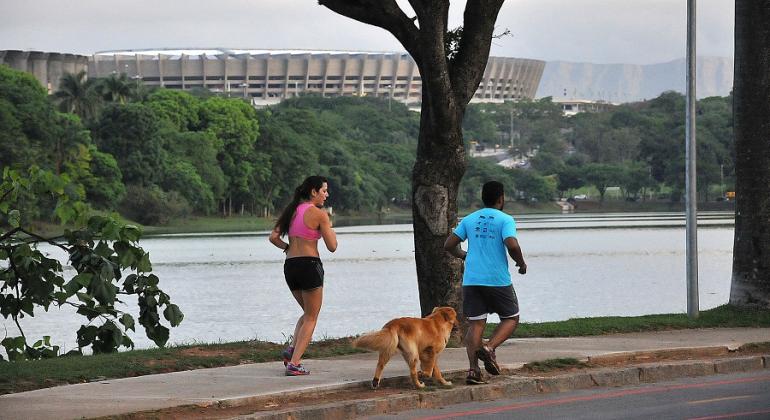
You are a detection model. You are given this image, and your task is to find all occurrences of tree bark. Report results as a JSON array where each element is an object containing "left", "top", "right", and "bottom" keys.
[
  {"left": 730, "top": 0, "right": 770, "bottom": 308},
  {"left": 319, "top": 0, "right": 504, "bottom": 318}
]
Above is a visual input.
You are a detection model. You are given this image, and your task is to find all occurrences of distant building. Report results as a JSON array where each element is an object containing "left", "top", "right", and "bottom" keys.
[
  {"left": 552, "top": 98, "right": 614, "bottom": 116},
  {"left": 89, "top": 49, "right": 545, "bottom": 106},
  {"left": 0, "top": 50, "right": 89, "bottom": 93},
  {"left": 1, "top": 48, "right": 546, "bottom": 106}
]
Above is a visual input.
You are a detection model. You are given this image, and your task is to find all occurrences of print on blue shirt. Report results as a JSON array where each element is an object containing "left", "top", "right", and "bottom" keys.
[{"left": 454, "top": 208, "right": 517, "bottom": 287}]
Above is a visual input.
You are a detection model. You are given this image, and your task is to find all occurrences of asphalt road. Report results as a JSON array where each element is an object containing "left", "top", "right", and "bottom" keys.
[{"left": 365, "top": 370, "right": 770, "bottom": 420}]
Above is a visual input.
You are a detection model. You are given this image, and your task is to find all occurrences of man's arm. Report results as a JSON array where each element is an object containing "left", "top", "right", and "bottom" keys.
[
  {"left": 504, "top": 237, "right": 527, "bottom": 274},
  {"left": 443, "top": 233, "right": 467, "bottom": 260}
]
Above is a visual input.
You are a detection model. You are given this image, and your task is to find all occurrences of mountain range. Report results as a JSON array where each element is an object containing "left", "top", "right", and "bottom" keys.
[{"left": 536, "top": 56, "right": 733, "bottom": 103}]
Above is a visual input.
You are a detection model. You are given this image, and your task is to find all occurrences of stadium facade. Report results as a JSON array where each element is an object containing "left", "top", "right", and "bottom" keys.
[
  {"left": 1, "top": 48, "right": 545, "bottom": 105},
  {"left": 89, "top": 49, "right": 545, "bottom": 105},
  {"left": 0, "top": 50, "right": 89, "bottom": 93}
]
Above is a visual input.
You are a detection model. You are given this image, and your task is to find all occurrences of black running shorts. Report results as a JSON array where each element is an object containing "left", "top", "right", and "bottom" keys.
[
  {"left": 284, "top": 256, "right": 324, "bottom": 291},
  {"left": 462, "top": 285, "right": 519, "bottom": 321}
]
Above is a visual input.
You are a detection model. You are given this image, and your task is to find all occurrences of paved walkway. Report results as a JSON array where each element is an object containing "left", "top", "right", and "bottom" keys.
[{"left": 1, "top": 328, "right": 768, "bottom": 420}]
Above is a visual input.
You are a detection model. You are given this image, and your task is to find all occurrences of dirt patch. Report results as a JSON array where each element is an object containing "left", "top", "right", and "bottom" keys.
[{"left": 178, "top": 347, "right": 244, "bottom": 359}]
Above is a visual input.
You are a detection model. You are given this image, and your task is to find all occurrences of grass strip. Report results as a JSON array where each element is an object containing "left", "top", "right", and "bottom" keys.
[
  {"left": 496, "top": 304, "right": 770, "bottom": 338},
  {"left": 0, "top": 337, "right": 362, "bottom": 395}
]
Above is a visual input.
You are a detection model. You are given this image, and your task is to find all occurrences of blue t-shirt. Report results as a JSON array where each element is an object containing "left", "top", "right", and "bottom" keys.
[{"left": 453, "top": 208, "right": 518, "bottom": 286}]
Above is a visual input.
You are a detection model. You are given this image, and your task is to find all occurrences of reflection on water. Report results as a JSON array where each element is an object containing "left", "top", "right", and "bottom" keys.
[{"left": 6, "top": 212, "right": 735, "bottom": 351}]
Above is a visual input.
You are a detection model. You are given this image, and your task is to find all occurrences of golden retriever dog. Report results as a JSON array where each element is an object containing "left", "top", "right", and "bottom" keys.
[{"left": 353, "top": 306, "right": 458, "bottom": 389}]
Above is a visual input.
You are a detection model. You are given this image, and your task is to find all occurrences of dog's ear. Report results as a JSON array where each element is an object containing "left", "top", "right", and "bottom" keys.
[
  {"left": 431, "top": 307, "right": 440, "bottom": 314},
  {"left": 439, "top": 307, "right": 455, "bottom": 323}
]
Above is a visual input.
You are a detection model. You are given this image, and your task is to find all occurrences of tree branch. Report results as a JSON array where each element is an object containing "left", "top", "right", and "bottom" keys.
[
  {"left": 318, "top": 0, "right": 421, "bottom": 61},
  {"left": 0, "top": 227, "right": 21, "bottom": 242},
  {"left": 449, "top": 0, "right": 505, "bottom": 104},
  {"left": 18, "top": 229, "right": 69, "bottom": 252}
]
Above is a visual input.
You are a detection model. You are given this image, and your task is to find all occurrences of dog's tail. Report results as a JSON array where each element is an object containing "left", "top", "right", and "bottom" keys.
[{"left": 352, "top": 327, "right": 398, "bottom": 355}]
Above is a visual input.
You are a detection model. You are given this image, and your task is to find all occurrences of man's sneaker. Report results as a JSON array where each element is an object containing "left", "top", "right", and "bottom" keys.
[
  {"left": 476, "top": 345, "right": 501, "bottom": 375},
  {"left": 465, "top": 368, "right": 486, "bottom": 385},
  {"left": 286, "top": 362, "right": 310, "bottom": 376},
  {"left": 282, "top": 346, "right": 294, "bottom": 366}
]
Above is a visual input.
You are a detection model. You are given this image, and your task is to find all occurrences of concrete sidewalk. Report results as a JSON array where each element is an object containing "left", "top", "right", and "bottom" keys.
[{"left": 1, "top": 328, "right": 769, "bottom": 420}]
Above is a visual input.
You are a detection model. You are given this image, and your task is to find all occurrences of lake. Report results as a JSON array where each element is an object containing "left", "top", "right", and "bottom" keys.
[{"left": 7, "top": 212, "right": 735, "bottom": 351}]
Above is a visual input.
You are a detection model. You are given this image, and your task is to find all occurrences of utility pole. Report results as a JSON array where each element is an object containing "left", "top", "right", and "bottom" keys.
[{"left": 685, "top": 0, "right": 699, "bottom": 319}]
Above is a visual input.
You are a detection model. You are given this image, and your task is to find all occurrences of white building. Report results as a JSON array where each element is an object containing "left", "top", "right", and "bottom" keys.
[{"left": 90, "top": 48, "right": 546, "bottom": 106}]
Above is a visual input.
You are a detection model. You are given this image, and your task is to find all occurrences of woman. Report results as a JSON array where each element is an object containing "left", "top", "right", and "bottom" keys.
[{"left": 269, "top": 175, "right": 337, "bottom": 376}]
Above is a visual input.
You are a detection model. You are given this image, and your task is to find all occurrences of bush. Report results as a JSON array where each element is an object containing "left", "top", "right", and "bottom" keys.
[{"left": 119, "top": 185, "right": 192, "bottom": 225}]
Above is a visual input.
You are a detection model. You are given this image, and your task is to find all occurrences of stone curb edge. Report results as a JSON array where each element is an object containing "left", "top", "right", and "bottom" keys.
[{"left": 236, "top": 351, "right": 770, "bottom": 419}]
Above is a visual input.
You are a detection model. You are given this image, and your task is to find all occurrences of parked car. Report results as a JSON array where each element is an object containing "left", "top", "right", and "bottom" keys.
[{"left": 573, "top": 194, "right": 588, "bottom": 200}]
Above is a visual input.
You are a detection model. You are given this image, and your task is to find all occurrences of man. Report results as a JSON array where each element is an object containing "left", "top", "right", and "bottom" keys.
[{"left": 443, "top": 180, "right": 527, "bottom": 384}]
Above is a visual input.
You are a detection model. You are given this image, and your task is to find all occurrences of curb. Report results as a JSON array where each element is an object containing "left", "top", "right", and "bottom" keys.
[{"left": 235, "top": 351, "right": 770, "bottom": 420}]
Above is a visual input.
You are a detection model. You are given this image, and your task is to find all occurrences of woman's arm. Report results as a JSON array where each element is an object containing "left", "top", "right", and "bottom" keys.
[
  {"left": 317, "top": 210, "right": 337, "bottom": 252},
  {"left": 269, "top": 226, "right": 289, "bottom": 253}
]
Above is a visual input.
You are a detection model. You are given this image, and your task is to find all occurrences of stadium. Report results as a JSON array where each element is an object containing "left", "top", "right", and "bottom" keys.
[{"left": 89, "top": 49, "right": 545, "bottom": 105}]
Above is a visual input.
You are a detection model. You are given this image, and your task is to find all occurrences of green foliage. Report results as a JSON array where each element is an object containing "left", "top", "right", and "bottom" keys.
[
  {"left": 145, "top": 89, "right": 201, "bottom": 131},
  {"left": 119, "top": 185, "right": 192, "bottom": 225},
  {"left": 0, "top": 167, "right": 182, "bottom": 361},
  {"left": 94, "top": 103, "right": 165, "bottom": 186},
  {"left": 82, "top": 148, "right": 126, "bottom": 209},
  {"left": 52, "top": 70, "right": 100, "bottom": 120},
  {"left": 0, "top": 65, "right": 60, "bottom": 172}
]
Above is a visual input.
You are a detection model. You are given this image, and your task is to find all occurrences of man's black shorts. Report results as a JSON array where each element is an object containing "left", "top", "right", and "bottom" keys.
[
  {"left": 284, "top": 256, "right": 324, "bottom": 291},
  {"left": 462, "top": 285, "right": 519, "bottom": 320}
]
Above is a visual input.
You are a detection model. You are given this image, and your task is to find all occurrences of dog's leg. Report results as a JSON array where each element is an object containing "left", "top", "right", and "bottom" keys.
[
  {"left": 371, "top": 351, "right": 393, "bottom": 389},
  {"left": 419, "top": 347, "right": 435, "bottom": 380},
  {"left": 431, "top": 359, "right": 452, "bottom": 387},
  {"left": 401, "top": 345, "right": 425, "bottom": 389}
]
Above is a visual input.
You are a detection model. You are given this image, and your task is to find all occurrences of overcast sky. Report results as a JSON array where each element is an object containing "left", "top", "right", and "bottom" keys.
[{"left": 0, "top": 0, "right": 734, "bottom": 64}]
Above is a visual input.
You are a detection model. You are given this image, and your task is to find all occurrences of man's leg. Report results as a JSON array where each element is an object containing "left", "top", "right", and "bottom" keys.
[
  {"left": 486, "top": 315, "right": 519, "bottom": 350},
  {"left": 465, "top": 318, "right": 486, "bottom": 371}
]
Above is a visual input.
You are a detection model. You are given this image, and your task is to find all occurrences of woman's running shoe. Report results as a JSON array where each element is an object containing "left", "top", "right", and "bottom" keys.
[
  {"left": 286, "top": 362, "right": 310, "bottom": 376},
  {"left": 282, "top": 346, "right": 294, "bottom": 366}
]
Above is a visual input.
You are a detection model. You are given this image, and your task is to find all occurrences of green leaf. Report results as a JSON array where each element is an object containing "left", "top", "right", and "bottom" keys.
[
  {"left": 73, "top": 273, "right": 93, "bottom": 288},
  {"left": 163, "top": 304, "right": 184, "bottom": 327},
  {"left": 99, "top": 262, "right": 115, "bottom": 282},
  {"left": 148, "top": 325, "right": 170, "bottom": 347},
  {"left": 76, "top": 292, "right": 93, "bottom": 303},
  {"left": 137, "top": 253, "right": 152, "bottom": 272},
  {"left": 8, "top": 209, "right": 20, "bottom": 228},
  {"left": 120, "top": 225, "right": 142, "bottom": 242},
  {"left": 120, "top": 313, "right": 135, "bottom": 331}
]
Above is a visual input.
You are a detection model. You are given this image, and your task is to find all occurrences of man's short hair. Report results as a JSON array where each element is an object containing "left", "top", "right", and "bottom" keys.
[{"left": 482, "top": 181, "right": 505, "bottom": 207}]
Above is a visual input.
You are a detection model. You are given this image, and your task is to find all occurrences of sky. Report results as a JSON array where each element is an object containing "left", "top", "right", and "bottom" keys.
[{"left": 0, "top": 0, "right": 734, "bottom": 65}]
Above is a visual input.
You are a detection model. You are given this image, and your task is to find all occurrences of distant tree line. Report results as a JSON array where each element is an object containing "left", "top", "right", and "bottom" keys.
[
  {"left": 462, "top": 93, "right": 734, "bottom": 203},
  {"left": 1, "top": 65, "right": 735, "bottom": 227}
]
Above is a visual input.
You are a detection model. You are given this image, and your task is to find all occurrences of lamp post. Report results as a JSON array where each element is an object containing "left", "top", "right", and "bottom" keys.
[{"left": 685, "top": 0, "right": 699, "bottom": 319}]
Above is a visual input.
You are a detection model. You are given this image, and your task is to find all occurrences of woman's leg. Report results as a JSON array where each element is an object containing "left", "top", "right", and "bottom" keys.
[
  {"left": 290, "top": 290, "right": 305, "bottom": 348},
  {"left": 289, "top": 287, "right": 323, "bottom": 365}
]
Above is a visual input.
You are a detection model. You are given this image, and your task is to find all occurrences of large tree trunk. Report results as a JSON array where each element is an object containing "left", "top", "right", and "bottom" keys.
[
  {"left": 412, "top": 90, "right": 466, "bottom": 316},
  {"left": 730, "top": 0, "right": 770, "bottom": 308},
  {"left": 318, "top": 0, "right": 504, "bottom": 319}
]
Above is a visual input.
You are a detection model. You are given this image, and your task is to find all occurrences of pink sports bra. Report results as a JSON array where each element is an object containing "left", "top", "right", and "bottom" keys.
[{"left": 288, "top": 202, "right": 322, "bottom": 240}]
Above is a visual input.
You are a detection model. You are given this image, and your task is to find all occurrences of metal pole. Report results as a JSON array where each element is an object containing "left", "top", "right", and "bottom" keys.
[{"left": 685, "top": 0, "right": 699, "bottom": 319}]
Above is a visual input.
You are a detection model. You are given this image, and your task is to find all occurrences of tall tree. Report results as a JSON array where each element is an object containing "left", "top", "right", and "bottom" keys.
[
  {"left": 730, "top": 0, "right": 770, "bottom": 307},
  {"left": 319, "top": 1, "right": 505, "bottom": 316},
  {"left": 53, "top": 70, "right": 100, "bottom": 120}
]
